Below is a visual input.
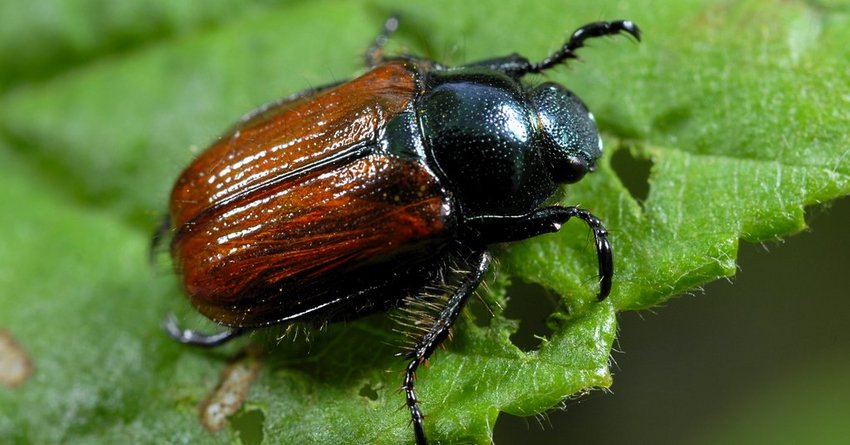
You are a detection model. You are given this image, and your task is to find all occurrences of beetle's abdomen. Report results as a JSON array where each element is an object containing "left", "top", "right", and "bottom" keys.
[{"left": 172, "top": 153, "right": 452, "bottom": 327}]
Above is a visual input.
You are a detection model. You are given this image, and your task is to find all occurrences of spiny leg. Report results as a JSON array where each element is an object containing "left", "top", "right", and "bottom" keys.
[
  {"left": 465, "top": 206, "right": 612, "bottom": 299},
  {"left": 365, "top": 15, "right": 400, "bottom": 67},
  {"left": 564, "top": 207, "right": 613, "bottom": 299},
  {"left": 163, "top": 314, "right": 245, "bottom": 348},
  {"left": 469, "top": 20, "right": 640, "bottom": 78},
  {"left": 525, "top": 20, "right": 640, "bottom": 74},
  {"left": 402, "top": 250, "right": 491, "bottom": 445},
  {"left": 155, "top": 221, "right": 244, "bottom": 347}
]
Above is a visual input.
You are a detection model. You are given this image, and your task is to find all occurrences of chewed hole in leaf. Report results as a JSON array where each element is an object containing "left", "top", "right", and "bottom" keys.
[
  {"left": 503, "top": 281, "right": 558, "bottom": 351},
  {"left": 230, "top": 408, "right": 266, "bottom": 445},
  {"left": 610, "top": 146, "right": 653, "bottom": 203},
  {"left": 359, "top": 382, "right": 379, "bottom": 401},
  {"left": 198, "top": 354, "right": 261, "bottom": 432}
]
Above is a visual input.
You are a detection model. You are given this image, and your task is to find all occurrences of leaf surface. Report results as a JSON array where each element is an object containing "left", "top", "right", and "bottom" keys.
[{"left": 1, "top": 1, "right": 847, "bottom": 443}]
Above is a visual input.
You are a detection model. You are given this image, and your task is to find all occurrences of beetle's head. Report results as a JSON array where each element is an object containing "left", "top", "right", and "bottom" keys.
[{"left": 531, "top": 82, "right": 602, "bottom": 184}]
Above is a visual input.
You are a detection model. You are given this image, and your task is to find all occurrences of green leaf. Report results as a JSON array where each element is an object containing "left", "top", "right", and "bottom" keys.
[{"left": 0, "top": 0, "right": 847, "bottom": 444}]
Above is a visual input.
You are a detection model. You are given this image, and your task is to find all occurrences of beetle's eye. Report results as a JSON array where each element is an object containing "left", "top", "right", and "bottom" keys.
[{"left": 531, "top": 83, "right": 601, "bottom": 184}]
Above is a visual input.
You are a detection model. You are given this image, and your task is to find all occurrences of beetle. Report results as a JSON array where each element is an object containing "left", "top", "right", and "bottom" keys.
[{"left": 157, "top": 16, "right": 639, "bottom": 445}]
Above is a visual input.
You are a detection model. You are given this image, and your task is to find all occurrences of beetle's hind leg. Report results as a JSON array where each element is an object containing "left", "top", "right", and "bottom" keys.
[
  {"left": 163, "top": 315, "right": 245, "bottom": 348},
  {"left": 400, "top": 250, "right": 491, "bottom": 445},
  {"left": 149, "top": 214, "right": 171, "bottom": 266},
  {"left": 468, "top": 20, "right": 640, "bottom": 78},
  {"left": 365, "top": 15, "right": 400, "bottom": 67}
]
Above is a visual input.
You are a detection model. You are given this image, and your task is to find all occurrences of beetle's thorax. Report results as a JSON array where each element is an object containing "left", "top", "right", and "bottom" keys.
[{"left": 417, "top": 69, "right": 558, "bottom": 217}]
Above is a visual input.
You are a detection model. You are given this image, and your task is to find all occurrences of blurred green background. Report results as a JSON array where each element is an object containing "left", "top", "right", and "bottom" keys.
[{"left": 2, "top": 0, "right": 848, "bottom": 444}]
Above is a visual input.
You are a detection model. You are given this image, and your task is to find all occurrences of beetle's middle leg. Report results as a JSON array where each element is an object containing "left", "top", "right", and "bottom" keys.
[
  {"left": 401, "top": 250, "right": 490, "bottom": 445},
  {"left": 365, "top": 16, "right": 400, "bottom": 67},
  {"left": 465, "top": 206, "right": 612, "bottom": 299}
]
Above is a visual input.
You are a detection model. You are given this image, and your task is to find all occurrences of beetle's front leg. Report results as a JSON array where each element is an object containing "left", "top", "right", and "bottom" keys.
[
  {"left": 466, "top": 20, "right": 640, "bottom": 78},
  {"left": 464, "top": 206, "right": 613, "bottom": 299}
]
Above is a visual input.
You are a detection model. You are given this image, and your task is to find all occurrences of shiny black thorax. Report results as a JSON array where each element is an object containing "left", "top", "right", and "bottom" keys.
[
  {"left": 418, "top": 69, "right": 555, "bottom": 216},
  {"left": 411, "top": 66, "right": 601, "bottom": 220}
]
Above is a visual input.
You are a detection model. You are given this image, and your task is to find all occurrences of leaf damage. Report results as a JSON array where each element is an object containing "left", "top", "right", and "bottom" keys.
[
  {"left": 199, "top": 349, "right": 263, "bottom": 432},
  {"left": 0, "top": 329, "right": 33, "bottom": 388}
]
